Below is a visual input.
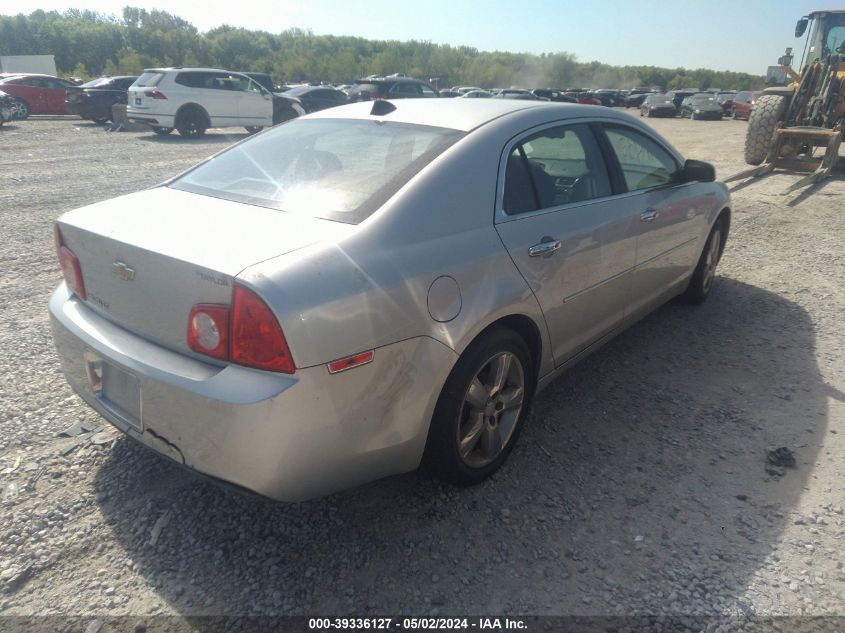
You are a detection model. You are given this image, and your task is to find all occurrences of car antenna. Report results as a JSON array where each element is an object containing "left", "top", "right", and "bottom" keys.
[{"left": 370, "top": 100, "right": 396, "bottom": 116}]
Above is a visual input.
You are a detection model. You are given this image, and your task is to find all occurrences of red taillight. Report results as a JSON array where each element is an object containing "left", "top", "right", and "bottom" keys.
[
  {"left": 187, "top": 286, "right": 295, "bottom": 373},
  {"left": 144, "top": 90, "right": 167, "bottom": 99},
  {"left": 187, "top": 304, "right": 229, "bottom": 360},
  {"left": 231, "top": 285, "right": 295, "bottom": 373},
  {"left": 54, "top": 224, "right": 86, "bottom": 300}
]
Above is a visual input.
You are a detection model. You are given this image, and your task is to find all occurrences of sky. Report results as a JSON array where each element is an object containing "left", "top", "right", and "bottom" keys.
[{"left": 3, "top": 0, "right": 845, "bottom": 74}]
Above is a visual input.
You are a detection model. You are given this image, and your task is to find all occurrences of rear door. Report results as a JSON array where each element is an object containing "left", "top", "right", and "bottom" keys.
[
  {"left": 179, "top": 72, "right": 233, "bottom": 126},
  {"left": 599, "top": 124, "right": 707, "bottom": 315},
  {"left": 41, "top": 77, "right": 72, "bottom": 113},
  {"left": 10, "top": 77, "right": 44, "bottom": 112},
  {"left": 494, "top": 122, "right": 638, "bottom": 365}
]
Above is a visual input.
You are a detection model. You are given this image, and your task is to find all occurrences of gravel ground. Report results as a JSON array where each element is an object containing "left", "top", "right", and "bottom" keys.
[{"left": 0, "top": 114, "right": 844, "bottom": 624}]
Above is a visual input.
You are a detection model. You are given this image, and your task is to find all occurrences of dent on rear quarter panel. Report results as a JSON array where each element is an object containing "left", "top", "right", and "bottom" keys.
[{"left": 238, "top": 119, "right": 551, "bottom": 374}]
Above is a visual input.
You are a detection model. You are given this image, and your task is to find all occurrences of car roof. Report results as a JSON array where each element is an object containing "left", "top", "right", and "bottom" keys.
[
  {"left": 1, "top": 73, "right": 60, "bottom": 80},
  {"left": 302, "top": 98, "right": 638, "bottom": 133},
  {"left": 142, "top": 67, "right": 244, "bottom": 74},
  {"left": 355, "top": 76, "right": 428, "bottom": 84}
]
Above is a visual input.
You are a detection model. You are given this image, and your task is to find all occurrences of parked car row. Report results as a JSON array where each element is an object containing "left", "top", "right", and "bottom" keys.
[
  {"left": 0, "top": 69, "right": 764, "bottom": 137},
  {"left": 636, "top": 89, "right": 761, "bottom": 121}
]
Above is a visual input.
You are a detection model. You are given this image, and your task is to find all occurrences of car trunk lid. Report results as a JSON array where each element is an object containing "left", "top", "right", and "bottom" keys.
[{"left": 56, "top": 187, "right": 354, "bottom": 357}]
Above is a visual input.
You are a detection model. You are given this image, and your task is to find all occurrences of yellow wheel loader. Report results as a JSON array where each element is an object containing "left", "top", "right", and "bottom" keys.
[{"left": 726, "top": 10, "right": 845, "bottom": 194}]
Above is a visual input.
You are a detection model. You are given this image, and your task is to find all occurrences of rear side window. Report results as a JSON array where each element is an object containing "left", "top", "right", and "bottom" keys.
[
  {"left": 134, "top": 72, "right": 164, "bottom": 88},
  {"left": 170, "top": 119, "right": 464, "bottom": 224},
  {"left": 175, "top": 72, "right": 214, "bottom": 88},
  {"left": 603, "top": 126, "right": 680, "bottom": 191},
  {"left": 503, "top": 123, "right": 611, "bottom": 214},
  {"left": 390, "top": 82, "right": 422, "bottom": 97}
]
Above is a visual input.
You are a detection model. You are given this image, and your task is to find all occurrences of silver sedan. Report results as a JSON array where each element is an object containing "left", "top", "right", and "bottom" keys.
[{"left": 49, "top": 99, "right": 730, "bottom": 501}]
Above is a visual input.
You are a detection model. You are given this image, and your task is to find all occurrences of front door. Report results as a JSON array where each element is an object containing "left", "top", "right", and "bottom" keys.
[
  {"left": 237, "top": 79, "right": 273, "bottom": 126},
  {"left": 600, "top": 124, "right": 707, "bottom": 315}
]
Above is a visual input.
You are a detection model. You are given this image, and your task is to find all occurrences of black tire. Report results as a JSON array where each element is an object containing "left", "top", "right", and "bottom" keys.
[
  {"left": 679, "top": 218, "right": 726, "bottom": 305},
  {"left": 425, "top": 328, "right": 535, "bottom": 486},
  {"left": 176, "top": 108, "right": 207, "bottom": 138},
  {"left": 152, "top": 126, "right": 174, "bottom": 135},
  {"left": 244, "top": 126, "right": 263, "bottom": 134},
  {"left": 744, "top": 94, "right": 788, "bottom": 165},
  {"left": 11, "top": 98, "right": 29, "bottom": 120},
  {"left": 93, "top": 116, "right": 109, "bottom": 125}
]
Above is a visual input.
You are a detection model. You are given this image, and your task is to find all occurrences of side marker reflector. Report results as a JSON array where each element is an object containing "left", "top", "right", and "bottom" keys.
[{"left": 327, "top": 351, "right": 375, "bottom": 374}]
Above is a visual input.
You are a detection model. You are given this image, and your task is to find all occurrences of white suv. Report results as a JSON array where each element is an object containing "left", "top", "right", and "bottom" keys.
[{"left": 126, "top": 68, "right": 304, "bottom": 138}]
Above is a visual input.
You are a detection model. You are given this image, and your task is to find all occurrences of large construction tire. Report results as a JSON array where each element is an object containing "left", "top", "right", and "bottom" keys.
[{"left": 744, "top": 94, "right": 789, "bottom": 165}]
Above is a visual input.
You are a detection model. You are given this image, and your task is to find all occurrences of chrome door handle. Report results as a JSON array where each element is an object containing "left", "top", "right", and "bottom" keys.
[
  {"left": 640, "top": 209, "right": 659, "bottom": 222},
  {"left": 528, "top": 239, "right": 561, "bottom": 257}
]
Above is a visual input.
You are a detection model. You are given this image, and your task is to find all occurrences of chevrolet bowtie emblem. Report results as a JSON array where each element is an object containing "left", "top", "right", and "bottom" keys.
[{"left": 112, "top": 261, "right": 135, "bottom": 281}]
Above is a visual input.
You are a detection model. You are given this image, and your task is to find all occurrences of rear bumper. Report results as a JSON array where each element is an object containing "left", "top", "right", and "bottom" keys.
[
  {"left": 49, "top": 284, "right": 457, "bottom": 501},
  {"left": 126, "top": 109, "right": 174, "bottom": 127}
]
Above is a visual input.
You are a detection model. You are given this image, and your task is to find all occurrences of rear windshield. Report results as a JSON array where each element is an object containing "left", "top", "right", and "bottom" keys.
[
  {"left": 133, "top": 72, "right": 164, "bottom": 88},
  {"left": 80, "top": 77, "right": 112, "bottom": 88},
  {"left": 170, "top": 118, "right": 464, "bottom": 224},
  {"left": 691, "top": 95, "right": 718, "bottom": 104}
]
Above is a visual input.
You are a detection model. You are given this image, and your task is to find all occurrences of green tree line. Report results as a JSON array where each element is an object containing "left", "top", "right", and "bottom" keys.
[{"left": 0, "top": 8, "right": 766, "bottom": 90}]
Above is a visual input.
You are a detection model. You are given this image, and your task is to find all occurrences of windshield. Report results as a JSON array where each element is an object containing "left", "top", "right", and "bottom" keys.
[
  {"left": 691, "top": 95, "right": 718, "bottom": 104},
  {"left": 170, "top": 119, "right": 464, "bottom": 224}
]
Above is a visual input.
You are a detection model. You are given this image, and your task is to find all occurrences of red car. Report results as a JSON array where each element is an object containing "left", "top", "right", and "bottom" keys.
[
  {"left": 731, "top": 90, "right": 760, "bottom": 120},
  {"left": 0, "top": 74, "right": 77, "bottom": 119},
  {"left": 575, "top": 93, "right": 602, "bottom": 105}
]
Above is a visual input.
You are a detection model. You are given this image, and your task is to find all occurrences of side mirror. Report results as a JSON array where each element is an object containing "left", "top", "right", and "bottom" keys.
[
  {"left": 683, "top": 159, "right": 716, "bottom": 183},
  {"left": 795, "top": 17, "right": 809, "bottom": 38}
]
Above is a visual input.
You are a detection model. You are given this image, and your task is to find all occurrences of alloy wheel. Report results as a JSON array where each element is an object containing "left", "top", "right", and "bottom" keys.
[
  {"left": 702, "top": 229, "right": 722, "bottom": 293},
  {"left": 456, "top": 351, "right": 525, "bottom": 468}
]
